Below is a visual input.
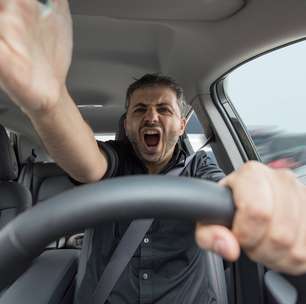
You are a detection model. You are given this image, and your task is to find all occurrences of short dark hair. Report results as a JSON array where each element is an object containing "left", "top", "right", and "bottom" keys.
[{"left": 125, "top": 74, "right": 187, "bottom": 115}]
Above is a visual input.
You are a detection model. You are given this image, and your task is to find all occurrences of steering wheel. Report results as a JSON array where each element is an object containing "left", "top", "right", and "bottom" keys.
[{"left": 0, "top": 175, "right": 234, "bottom": 291}]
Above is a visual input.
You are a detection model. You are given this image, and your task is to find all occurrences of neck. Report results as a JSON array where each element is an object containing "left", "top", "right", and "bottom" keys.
[
  {"left": 146, "top": 163, "right": 166, "bottom": 174},
  {"left": 145, "top": 148, "right": 175, "bottom": 174}
]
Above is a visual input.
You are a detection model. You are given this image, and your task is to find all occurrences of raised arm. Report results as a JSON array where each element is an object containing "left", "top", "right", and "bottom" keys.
[{"left": 0, "top": 0, "right": 107, "bottom": 182}]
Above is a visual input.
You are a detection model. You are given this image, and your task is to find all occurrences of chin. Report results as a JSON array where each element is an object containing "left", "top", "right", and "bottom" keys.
[
  {"left": 140, "top": 149, "right": 164, "bottom": 163},
  {"left": 142, "top": 155, "right": 161, "bottom": 164}
]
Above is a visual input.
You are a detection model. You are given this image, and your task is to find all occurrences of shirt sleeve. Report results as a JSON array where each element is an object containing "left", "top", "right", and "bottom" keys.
[
  {"left": 96, "top": 140, "right": 119, "bottom": 178},
  {"left": 69, "top": 140, "right": 119, "bottom": 185},
  {"left": 193, "top": 150, "right": 225, "bottom": 182}
]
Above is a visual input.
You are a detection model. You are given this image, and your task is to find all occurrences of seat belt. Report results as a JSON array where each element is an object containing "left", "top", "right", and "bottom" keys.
[{"left": 93, "top": 153, "right": 195, "bottom": 304}]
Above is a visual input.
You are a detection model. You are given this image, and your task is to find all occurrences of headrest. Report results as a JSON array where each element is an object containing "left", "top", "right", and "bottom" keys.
[
  {"left": 115, "top": 113, "right": 128, "bottom": 141},
  {"left": 0, "top": 125, "right": 18, "bottom": 181}
]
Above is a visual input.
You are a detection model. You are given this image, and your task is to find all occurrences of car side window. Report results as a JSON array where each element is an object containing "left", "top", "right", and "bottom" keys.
[
  {"left": 223, "top": 40, "right": 306, "bottom": 176},
  {"left": 95, "top": 133, "right": 116, "bottom": 141},
  {"left": 186, "top": 112, "right": 207, "bottom": 152},
  {"left": 186, "top": 112, "right": 219, "bottom": 162}
]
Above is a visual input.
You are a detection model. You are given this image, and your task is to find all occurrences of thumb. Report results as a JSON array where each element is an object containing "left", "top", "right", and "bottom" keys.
[{"left": 195, "top": 223, "right": 240, "bottom": 261}]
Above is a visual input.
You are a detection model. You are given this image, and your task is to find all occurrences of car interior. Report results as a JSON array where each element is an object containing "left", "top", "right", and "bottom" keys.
[{"left": 0, "top": 0, "right": 306, "bottom": 303}]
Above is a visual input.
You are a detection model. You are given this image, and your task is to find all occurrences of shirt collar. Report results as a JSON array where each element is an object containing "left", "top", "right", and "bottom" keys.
[{"left": 160, "top": 143, "right": 187, "bottom": 174}]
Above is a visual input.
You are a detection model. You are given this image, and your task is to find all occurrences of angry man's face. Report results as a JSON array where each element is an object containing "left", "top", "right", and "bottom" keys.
[{"left": 125, "top": 86, "right": 186, "bottom": 172}]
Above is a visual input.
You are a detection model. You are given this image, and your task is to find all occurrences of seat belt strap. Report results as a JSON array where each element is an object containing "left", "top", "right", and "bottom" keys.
[
  {"left": 93, "top": 219, "right": 153, "bottom": 304},
  {"left": 93, "top": 153, "right": 195, "bottom": 304}
]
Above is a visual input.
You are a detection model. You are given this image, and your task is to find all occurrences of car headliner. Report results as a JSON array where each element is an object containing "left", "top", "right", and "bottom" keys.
[{"left": 0, "top": 0, "right": 305, "bottom": 147}]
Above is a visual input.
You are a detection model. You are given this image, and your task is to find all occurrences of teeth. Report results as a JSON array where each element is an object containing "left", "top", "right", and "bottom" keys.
[{"left": 144, "top": 130, "right": 159, "bottom": 135}]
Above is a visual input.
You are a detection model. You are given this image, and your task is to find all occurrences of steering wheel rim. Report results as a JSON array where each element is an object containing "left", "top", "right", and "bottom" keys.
[{"left": 0, "top": 175, "right": 234, "bottom": 290}]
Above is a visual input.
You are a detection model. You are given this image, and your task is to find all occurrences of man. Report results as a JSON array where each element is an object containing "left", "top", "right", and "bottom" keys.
[
  {"left": 79, "top": 73, "right": 228, "bottom": 302},
  {"left": 0, "top": 0, "right": 306, "bottom": 295},
  {"left": 75, "top": 73, "right": 225, "bottom": 303}
]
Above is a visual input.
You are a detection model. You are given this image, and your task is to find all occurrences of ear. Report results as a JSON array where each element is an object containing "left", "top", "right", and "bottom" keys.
[{"left": 179, "top": 117, "right": 187, "bottom": 136}]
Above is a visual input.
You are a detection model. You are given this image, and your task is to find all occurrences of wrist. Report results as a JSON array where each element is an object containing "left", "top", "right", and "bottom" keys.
[{"left": 25, "top": 84, "right": 69, "bottom": 119}]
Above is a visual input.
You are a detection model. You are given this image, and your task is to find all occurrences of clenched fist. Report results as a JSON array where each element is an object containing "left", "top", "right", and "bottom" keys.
[{"left": 196, "top": 161, "right": 306, "bottom": 275}]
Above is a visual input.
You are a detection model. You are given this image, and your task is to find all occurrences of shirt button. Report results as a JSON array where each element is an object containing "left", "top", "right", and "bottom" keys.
[
  {"left": 144, "top": 237, "right": 150, "bottom": 244},
  {"left": 142, "top": 273, "right": 149, "bottom": 280}
]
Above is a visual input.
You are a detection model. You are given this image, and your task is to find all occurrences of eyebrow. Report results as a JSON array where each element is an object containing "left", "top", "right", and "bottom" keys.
[
  {"left": 132, "top": 102, "right": 173, "bottom": 109},
  {"left": 132, "top": 103, "right": 147, "bottom": 108},
  {"left": 156, "top": 102, "right": 173, "bottom": 108}
]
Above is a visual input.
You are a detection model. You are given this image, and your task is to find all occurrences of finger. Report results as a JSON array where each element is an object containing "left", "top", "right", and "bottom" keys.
[
  {"left": 0, "top": 0, "right": 40, "bottom": 27},
  {"left": 246, "top": 171, "right": 303, "bottom": 270},
  {"left": 253, "top": 221, "right": 306, "bottom": 275},
  {"left": 0, "top": 16, "right": 29, "bottom": 58},
  {"left": 284, "top": 206, "right": 306, "bottom": 274},
  {"left": 195, "top": 223, "right": 240, "bottom": 261},
  {"left": 6, "top": 0, "right": 39, "bottom": 15},
  {"left": 274, "top": 177, "right": 306, "bottom": 275},
  {"left": 220, "top": 162, "right": 274, "bottom": 249},
  {"left": 0, "top": 0, "right": 8, "bottom": 11},
  {"left": 232, "top": 188, "right": 273, "bottom": 251},
  {"left": 219, "top": 161, "right": 269, "bottom": 191},
  {"left": 0, "top": 18, "right": 32, "bottom": 103}
]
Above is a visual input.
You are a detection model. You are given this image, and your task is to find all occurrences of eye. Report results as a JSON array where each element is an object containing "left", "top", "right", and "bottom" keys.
[
  {"left": 134, "top": 107, "right": 146, "bottom": 113},
  {"left": 158, "top": 107, "right": 172, "bottom": 114}
]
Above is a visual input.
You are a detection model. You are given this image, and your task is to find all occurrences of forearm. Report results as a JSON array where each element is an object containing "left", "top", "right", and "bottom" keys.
[
  {"left": 0, "top": 1, "right": 100, "bottom": 181},
  {"left": 28, "top": 87, "right": 107, "bottom": 183}
]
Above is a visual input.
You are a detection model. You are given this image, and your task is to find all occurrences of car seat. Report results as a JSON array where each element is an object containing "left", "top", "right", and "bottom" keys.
[
  {"left": 0, "top": 125, "right": 32, "bottom": 229},
  {"left": 0, "top": 129, "right": 79, "bottom": 303},
  {"left": 0, "top": 126, "right": 79, "bottom": 304}
]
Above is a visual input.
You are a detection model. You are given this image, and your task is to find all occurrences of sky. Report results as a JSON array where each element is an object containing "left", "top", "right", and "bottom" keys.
[{"left": 224, "top": 40, "right": 306, "bottom": 135}]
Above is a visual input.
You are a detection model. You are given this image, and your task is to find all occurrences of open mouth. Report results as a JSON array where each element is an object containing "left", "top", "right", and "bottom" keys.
[{"left": 143, "top": 130, "right": 161, "bottom": 149}]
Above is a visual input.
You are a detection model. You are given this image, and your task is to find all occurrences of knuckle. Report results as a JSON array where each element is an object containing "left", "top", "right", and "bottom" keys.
[
  {"left": 269, "top": 229, "right": 294, "bottom": 249},
  {"left": 235, "top": 228, "right": 251, "bottom": 246},
  {"left": 237, "top": 161, "right": 270, "bottom": 183},
  {"left": 274, "top": 169, "right": 304, "bottom": 197},
  {"left": 290, "top": 248, "right": 306, "bottom": 265},
  {"left": 246, "top": 249, "right": 261, "bottom": 262},
  {"left": 233, "top": 222, "right": 261, "bottom": 248},
  {"left": 277, "top": 169, "right": 295, "bottom": 179},
  {"left": 242, "top": 161, "right": 262, "bottom": 173},
  {"left": 244, "top": 203, "right": 272, "bottom": 223}
]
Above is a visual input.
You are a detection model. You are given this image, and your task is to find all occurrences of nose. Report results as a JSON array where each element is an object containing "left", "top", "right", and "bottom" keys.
[{"left": 144, "top": 107, "right": 159, "bottom": 123}]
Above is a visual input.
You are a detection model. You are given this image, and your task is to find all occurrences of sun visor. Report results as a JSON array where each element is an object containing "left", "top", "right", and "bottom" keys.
[{"left": 72, "top": 0, "right": 245, "bottom": 21}]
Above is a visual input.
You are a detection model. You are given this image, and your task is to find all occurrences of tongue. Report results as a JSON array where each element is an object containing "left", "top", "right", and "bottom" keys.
[{"left": 144, "top": 134, "right": 159, "bottom": 147}]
